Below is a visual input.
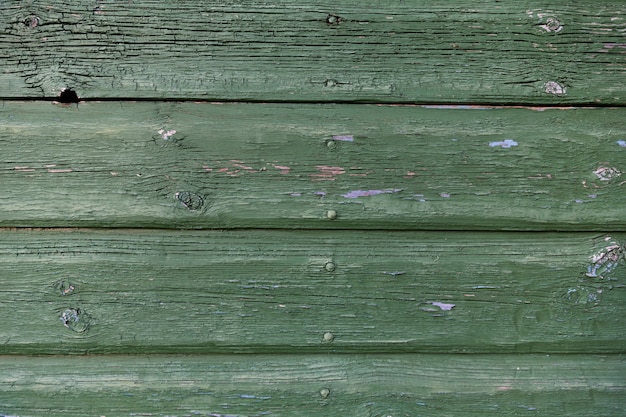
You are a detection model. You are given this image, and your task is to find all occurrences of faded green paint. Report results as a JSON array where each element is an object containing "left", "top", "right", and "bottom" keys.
[
  {"left": 1, "top": 354, "right": 624, "bottom": 416},
  {"left": 0, "top": 229, "right": 624, "bottom": 354},
  {"left": 1, "top": 103, "right": 624, "bottom": 230},
  {"left": 0, "top": 1, "right": 625, "bottom": 104},
  {"left": 1, "top": 1, "right": 625, "bottom": 415}
]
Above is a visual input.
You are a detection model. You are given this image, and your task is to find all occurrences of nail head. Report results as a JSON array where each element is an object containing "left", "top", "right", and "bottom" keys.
[
  {"left": 323, "top": 332, "right": 335, "bottom": 342},
  {"left": 326, "top": 210, "right": 337, "bottom": 220}
]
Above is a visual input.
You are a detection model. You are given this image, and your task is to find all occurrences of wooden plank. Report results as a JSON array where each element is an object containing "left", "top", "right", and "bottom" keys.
[
  {"left": 1, "top": 353, "right": 624, "bottom": 416},
  {"left": 0, "top": 229, "right": 624, "bottom": 354},
  {"left": 1, "top": 102, "right": 625, "bottom": 230},
  {"left": 1, "top": 1, "right": 625, "bottom": 104}
]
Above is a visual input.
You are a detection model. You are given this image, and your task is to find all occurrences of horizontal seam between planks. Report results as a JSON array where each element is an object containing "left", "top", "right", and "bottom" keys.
[{"left": 2, "top": 97, "right": 626, "bottom": 109}]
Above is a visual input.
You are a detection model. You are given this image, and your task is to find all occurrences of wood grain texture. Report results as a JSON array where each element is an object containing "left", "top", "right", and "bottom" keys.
[
  {"left": 1, "top": 229, "right": 624, "bottom": 354},
  {"left": 1, "top": 354, "right": 624, "bottom": 417},
  {"left": 1, "top": 0, "right": 624, "bottom": 104},
  {"left": 1, "top": 102, "right": 625, "bottom": 230}
]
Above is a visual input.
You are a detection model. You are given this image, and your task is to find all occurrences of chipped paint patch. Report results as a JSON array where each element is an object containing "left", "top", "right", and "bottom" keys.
[
  {"left": 593, "top": 166, "right": 621, "bottom": 181},
  {"left": 157, "top": 128, "right": 177, "bottom": 140},
  {"left": 489, "top": 139, "right": 518, "bottom": 148},
  {"left": 431, "top": 301, "right": 456, "bottom": 311},
  {"left": 342, "top": 189, "right": 402, "bottom": 198}
]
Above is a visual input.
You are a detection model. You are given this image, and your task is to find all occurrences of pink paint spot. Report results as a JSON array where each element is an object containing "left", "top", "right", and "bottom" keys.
[
  {"left": 290, "top": 192, "right": 302, "bottom": 197},
  {"left": 313, "top": 191, "right": 327, "bottom": 197},
  {"left": 431, "top": 301, "right": 455, "bottom": 311},
  {"left": 273, "top": 165, "right": 291, "bottom": 174},
  {"left": 605, "top": 43, "right": 626, "bottom": 49},
  {"left": 342, "top": 189, "right": 402, "bottom": 198},
  {"left": 440, "top": 192, "right": 451, "bottom": 198},
  {"left": 332, "top": 135, "right": 354, "bottom": 142},
  {"left": 404, "top": 171, "right": 416, "bottom": 179},
  {"left": 310, "top": 165, "right": 345, "bottom": 180},
  {"left": 232, "top": 163, "right": 256, "bottom": 171}
]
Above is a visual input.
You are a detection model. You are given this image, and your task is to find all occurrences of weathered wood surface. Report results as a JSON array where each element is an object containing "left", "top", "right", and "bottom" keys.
[
  {"left": 1, "top": 354, "right": 624, "bottom": 417},
  {"left": 1, "top": 102, "right": 624, "bottom": 230},
  {"left": 1, "top": 1, "right": 625, "bottom": 104},
  {"left": 1, "top": 229, "right": 623, "bottom": 354}
]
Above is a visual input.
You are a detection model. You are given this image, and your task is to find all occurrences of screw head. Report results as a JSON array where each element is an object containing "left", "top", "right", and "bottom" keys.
[
  {"left": 320, "top": 388, "right": 331, "bottom": 398},
  {"left": 326, "top": 210, "right": 337, "bottom": 220},
  {"left": 323, "top": 332, "right": 335, "bottom": 342},
  {"left": 324, "top": 261, "right": 336, "bottom": 272}
]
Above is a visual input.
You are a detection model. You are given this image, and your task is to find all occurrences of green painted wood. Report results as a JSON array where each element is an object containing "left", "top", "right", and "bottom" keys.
[
  {"left": 1, "top": 1, "right": 625, "bottom": 104},
  {"left": 1, "top": 102, "right": 625, "bottom": 230},
  {"left": 0, "top": 229, "right": 624, "bottom": 354},
  {"left": 1, "top": 353, "right": 624, "bottom": 416}
]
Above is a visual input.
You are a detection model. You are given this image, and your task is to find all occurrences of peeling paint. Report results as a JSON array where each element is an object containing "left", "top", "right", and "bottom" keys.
[
  {"left": 489, "top": 139, "right": 518, "bottom": 148},
  {"left": 342, "top": 189, "right": 402, "bottom": 198},
  {"left": 332, "top": 135, "right": 354, "bottom": 142},
  {"left": 382, "top": 271, "right": 406, "bottom": 276}
]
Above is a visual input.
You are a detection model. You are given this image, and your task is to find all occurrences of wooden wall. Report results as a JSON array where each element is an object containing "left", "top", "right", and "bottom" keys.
[{"left": 1, "top": 1, "right": 625, "bottom": 416}]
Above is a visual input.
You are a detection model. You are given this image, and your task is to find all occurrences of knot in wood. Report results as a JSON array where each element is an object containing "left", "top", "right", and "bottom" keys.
[
  {"left": 60, "top": 308, "right": 91, "bottom": 333},
  {"left": 544, "top": 81, "right": 566, "bottom": 95},
  {"left": 23, "top": 15, "right": 41, "bottom": 29},
  {"left": 55, "top": 280, "right": 76, "bottom": 296},
  {"left": 326, "top": 13, "right": 343, "bottom": 25},
  {"left": 541, "top": 16, "right": 563, "bottom": 33},
  {"left": 175, "top": 191, "right": 205, "bottom": 211}
]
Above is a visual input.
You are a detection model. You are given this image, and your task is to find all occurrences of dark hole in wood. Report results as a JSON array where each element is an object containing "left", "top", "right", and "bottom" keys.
[{"left": 58, "top": 88, "right": 79, "bottom": 104}]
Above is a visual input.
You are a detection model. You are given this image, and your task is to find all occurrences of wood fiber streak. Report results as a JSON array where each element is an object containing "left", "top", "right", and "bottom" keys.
[
  {"left": 0, "top": 354, "right": 624, "bottom": 417},
  {"left": 0, "top": 229, "right": 624, "bottom": 354},
  {"left": 1, "top": 103, "right": 624, "bottom": 230},
  {"left": 0, "top": 1, "right": 624, "bottom": 103}
]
